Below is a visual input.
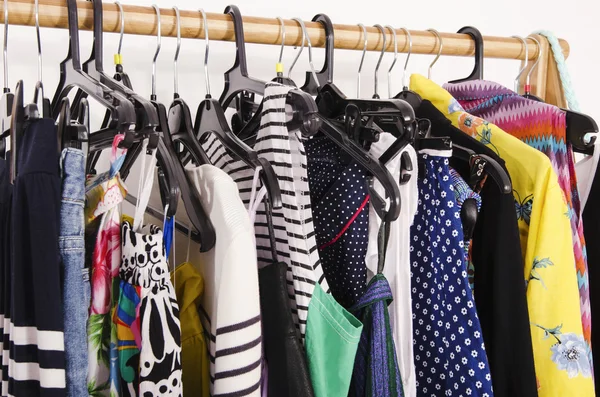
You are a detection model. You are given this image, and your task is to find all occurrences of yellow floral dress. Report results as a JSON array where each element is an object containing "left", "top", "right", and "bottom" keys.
[{"left": 410, "top": 74, "right": 595, "bottom": 396}]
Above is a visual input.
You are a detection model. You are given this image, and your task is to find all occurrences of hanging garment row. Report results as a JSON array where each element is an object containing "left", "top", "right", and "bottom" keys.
[{"left": 0, "top": 0, "right": 599, "bottom": 396}]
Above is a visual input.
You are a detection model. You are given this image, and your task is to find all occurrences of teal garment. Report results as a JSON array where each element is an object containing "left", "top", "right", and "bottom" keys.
[{"left": 305, "top": 283, "right": 363, "bottom": 397}]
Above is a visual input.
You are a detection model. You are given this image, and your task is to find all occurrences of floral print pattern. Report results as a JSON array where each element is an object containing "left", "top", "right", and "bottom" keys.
[
  {"left": 85, "top": 135, "right": 128, "bottom": 397},
  {"left": 534, "top": 323, "right": 592, "bottom": 378},
  {"left": 527, "top": 258, "right": 554, "bottom": 289}
]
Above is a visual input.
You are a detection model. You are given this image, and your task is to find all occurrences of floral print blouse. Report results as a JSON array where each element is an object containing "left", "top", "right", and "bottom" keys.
[
  {"left": 85, "top": 135, "right": 128, "bottom": 396},
  {"left": 410, "top": 74, "right": 594, "bottom": 397}
]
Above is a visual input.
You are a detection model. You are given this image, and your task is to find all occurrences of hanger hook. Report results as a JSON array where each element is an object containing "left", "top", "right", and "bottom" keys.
[
  {"left": 173, "top": 6, "right": 181, "bottom": 97},
  {"left": 151, "top": 4, "right": 161, "bottom": 100},
  {"left": 399, "top": 27, "right": 411, "bottom": 89},
  {"left": 288, "top": 18, "right": 305, "bottom": 78},
  {"left": 384, "top": 25, "right": 397, "bottom": 98},
  {"left": 357, "top": 23, "right": 367, "bottom": 97},
  {"left": 373, "top": 24, "right": 386, "bottom": 98},
  {"left": 276, "top": 17, "right": 285, "bottom": 67},
  {"left": 199, "top": 8, "right": 210, "bottom": 97},
  {"left": 511, "top": 35, "right": 528, "bottom": 94},
  {"left": 35, "top": 0, "right": 42, "bottom": 84},
  {"left": 3, "top": 0, "right": 8, "bottom": 91},
  {"left": 298, "top": 18, "right": 319, "bottom": 87},
  {"left": 115, "top": 1, "right": 124, "bottom": 57},
  {"left": 427, "top": 29, "right": 443, "bottom": 80},
  {"left": 526, "top": 35, "right": 541, "bottom": 88}
]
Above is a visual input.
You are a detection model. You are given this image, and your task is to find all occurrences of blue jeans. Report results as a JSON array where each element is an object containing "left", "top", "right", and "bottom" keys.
[{"left": 59, "top": 148, "right": 90, "bottom": 397}]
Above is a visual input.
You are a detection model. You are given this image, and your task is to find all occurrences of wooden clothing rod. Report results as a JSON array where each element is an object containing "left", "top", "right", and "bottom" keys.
[{"left": 1, "top": 0, "right": 569, "bottom": 61}]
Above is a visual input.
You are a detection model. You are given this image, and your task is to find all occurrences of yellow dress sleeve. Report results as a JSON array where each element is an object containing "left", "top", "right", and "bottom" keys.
[{"left": 526, "top": 176, "right": 594, "bottom": 396}]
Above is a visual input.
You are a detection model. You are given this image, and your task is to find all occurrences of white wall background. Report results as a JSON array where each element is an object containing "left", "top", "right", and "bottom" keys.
[{"left": 5, "top": 0, "right": 599, "bottom": 263}]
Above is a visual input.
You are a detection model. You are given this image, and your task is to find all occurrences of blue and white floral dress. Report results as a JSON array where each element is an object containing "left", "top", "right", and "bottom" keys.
[{"left": 410, "top": 149, "right": 494, "bottom": 397}]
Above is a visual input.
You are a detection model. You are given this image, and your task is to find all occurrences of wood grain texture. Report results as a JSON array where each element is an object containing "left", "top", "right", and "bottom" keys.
[{"left": 1, "top": 0, "right": 570, "bottom": 61}]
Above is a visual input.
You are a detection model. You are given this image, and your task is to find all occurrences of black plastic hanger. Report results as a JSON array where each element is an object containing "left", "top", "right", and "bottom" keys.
[
  {"left": 57, "top": 97, "right": 89, "bottom": 154},
  {"left": 195, "top": 98, "right": 283, "bottom": 209},
  {"left": 519, "top": 36, "right": 598, "bottom": 154},
  {"left": 0, "top": 3, "right": 14, "bottom": 158},
  {"left": 9, "top": 80, "right": 24, "bottom": 184},
  {"left": 71, "top": 0, "right": 159, "bottom": 150},
  {"left": 235, "top": 17, "right": 321, "bottom": 144},
  {"left": 318, "top": 116, "right": 401, "bottom": 221},
  {"left": 167, "top": 7, "right": 212, "bottom": 166},
  {"left": 51, "top": 0, "right": 137, "bottom": 147},
  {"left": 116, "top": 6, "right": 216, "bottom": 251},
  {"left": 219, "top": 5, "right": 265, "bottom": 109},
  {"left": 189, "top": 8, "right": 281, "bottom": 209},
  {"left": 449, "top": 27, "right": 484, "bottom": 83},
  {"left": 314, "top": 23, "right": 415, "bottom": 138},
  {"left": 567, "top": 111, "right": 599, "bottom": 155},
  {"left": 31, "top": 0, "right": 50, "bottom": 118},
  {"left": 299, "top": 22, "right": 403, "bottom": 221},
  {"left": 114, "top": 69, "right": 217, "bottom": 252},
  {"left": 452, "top": 143, "right": 512, "bottom": 194},
  {"left": 113, "top": 5, "right": 178, "bottom": 219},
  {"left": 301, "top": 14, "right": 334, "bottom": 94},
  {"left": 394, "top": 27, "right": 422, "bottom": 109}
]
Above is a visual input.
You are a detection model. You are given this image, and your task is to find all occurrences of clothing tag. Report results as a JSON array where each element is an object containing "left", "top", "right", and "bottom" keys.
[{"left": 82, "top": 268, "right": 90, "bottom": 283}]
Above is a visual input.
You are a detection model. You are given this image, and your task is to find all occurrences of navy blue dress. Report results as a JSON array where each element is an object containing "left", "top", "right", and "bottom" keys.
[
  {"left": 305, "top": 136, "right": 370, "bottom": 308},
  {"left": 410, "top": 150, "right": 494, "bottom": 397}
]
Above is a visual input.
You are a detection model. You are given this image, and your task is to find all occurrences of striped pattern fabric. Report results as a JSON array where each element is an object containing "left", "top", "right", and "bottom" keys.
[
  {"left": 200, "top": 82, "right": 329, "bottom": 339},
  {"left": 445, "top": 80, "right": 592, "bottom": 363},
  {"left": 349, "top": 274, "right": 403, "bottom": 397},
  {"left": 187, "top": 165, "right": 263, "bottom": 396},
  {"left": 0, "top": 158, "right": 11, "bottom": 397}
]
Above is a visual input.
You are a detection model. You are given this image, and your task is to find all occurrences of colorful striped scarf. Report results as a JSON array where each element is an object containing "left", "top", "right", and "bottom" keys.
[{"left": 349, "top": 274, "right": 403, "bottom": 397}]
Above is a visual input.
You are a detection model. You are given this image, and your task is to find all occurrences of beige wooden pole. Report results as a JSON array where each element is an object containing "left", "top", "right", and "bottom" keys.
[{"left": 1, "top": 0, "right": 569, "bottom": 61}]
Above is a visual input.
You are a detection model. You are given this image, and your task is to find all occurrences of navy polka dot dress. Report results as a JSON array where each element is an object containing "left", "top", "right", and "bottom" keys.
[
  {"left": 305, "top": 136, "right": 370, "bottom": 308},
  {"left": 410, "top": 150, "right": 494, "bottom": 397}
]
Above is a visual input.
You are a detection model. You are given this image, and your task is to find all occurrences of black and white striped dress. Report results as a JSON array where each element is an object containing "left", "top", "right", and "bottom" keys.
[{"left": 201, "top": 82, "right": 329, "bottom": 339}]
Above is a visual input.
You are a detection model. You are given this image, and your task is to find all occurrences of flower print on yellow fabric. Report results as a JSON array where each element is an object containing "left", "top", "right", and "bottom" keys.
[
  {"left": 533, "top": 323, "right": 592, "bottom": 378},
  {"left": 410, "top": 74, "right": 595, "bottom": 397},
  {"left": 526, "top": 257, "right": 554, "bottom": 289}
]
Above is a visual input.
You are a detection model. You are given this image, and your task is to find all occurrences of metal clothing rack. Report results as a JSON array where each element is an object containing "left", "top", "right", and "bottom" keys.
[{"left": 0, "top": 0, "right": 571, "bottom": 107}]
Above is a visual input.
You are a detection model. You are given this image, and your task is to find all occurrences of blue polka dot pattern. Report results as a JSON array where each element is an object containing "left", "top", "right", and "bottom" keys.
[{"left": 410, "top": 152, "right": 494, "bottom": 397}]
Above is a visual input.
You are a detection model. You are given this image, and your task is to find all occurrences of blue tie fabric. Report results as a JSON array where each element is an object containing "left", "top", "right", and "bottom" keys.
[{"left": 349, "top": 274, "right": 404, "bottom": 397}]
